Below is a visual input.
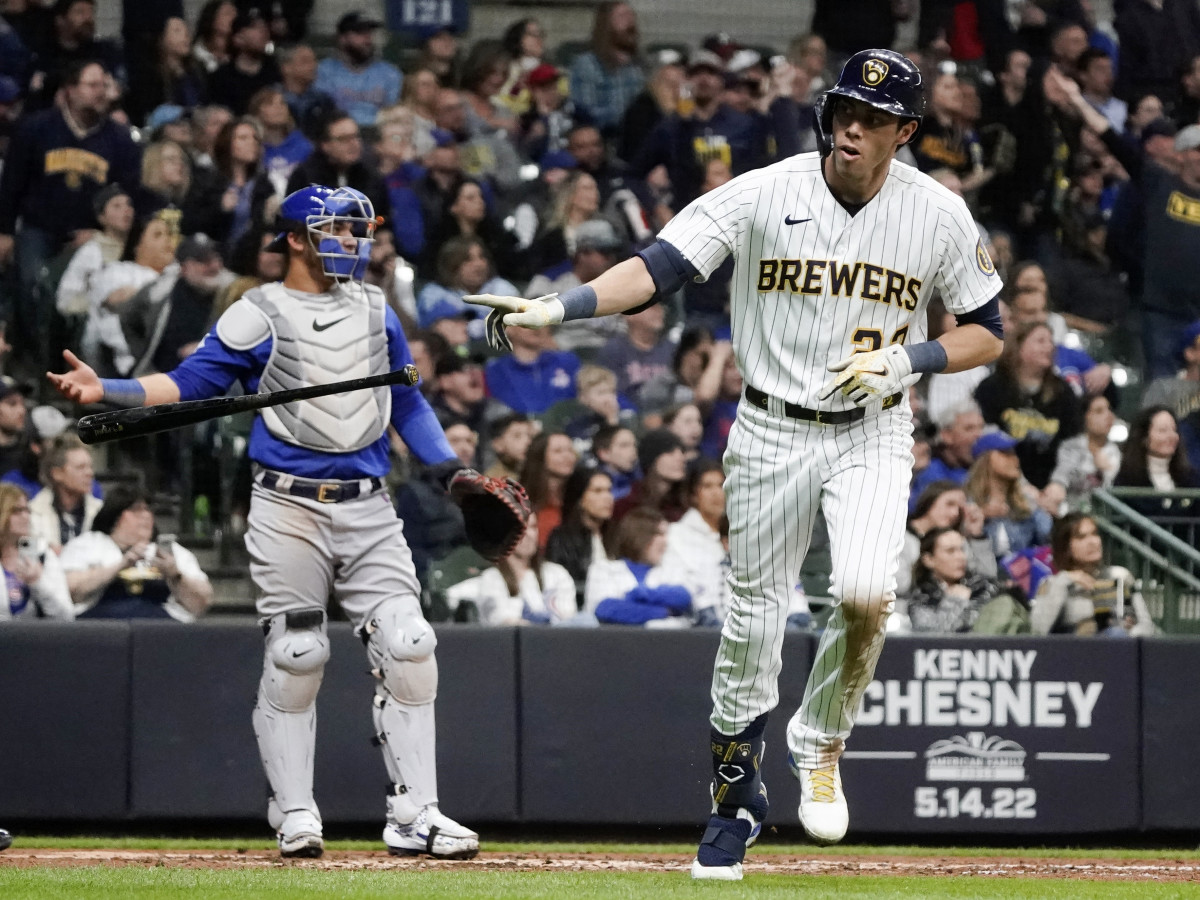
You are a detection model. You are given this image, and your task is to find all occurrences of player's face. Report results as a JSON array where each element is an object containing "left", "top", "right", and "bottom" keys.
[
  {"left": 546, "top": 435, "right": 579, "bottom": 477},
  {"left": 926, "top": 490, "right": 966, "bottom": 530},
  {"left": 692, "top": 470, "right": 726, "bottom": 521},
  {"left": 1084, "top": 396, "right": 1114, "bottom": 439},
  {"left": 925, "top": 530, "right": 967, "bottom": 583},
  {"left": 828, "top": 97, "right": 915, "bottom": 179},
  {"left": 1068, "top": 518, "right": 1104, "bottom": 568},
  {"left": 580, "top": 473, "right": 615, "bottom": 522},
  {"left": 1146, "top": 411, "right": 1179, "bottom": 459}
]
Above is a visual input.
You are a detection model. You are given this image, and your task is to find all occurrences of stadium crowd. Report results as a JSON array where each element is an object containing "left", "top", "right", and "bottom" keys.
[{"left": 0, "top": 0, "right": 1198, "bottom": 637}]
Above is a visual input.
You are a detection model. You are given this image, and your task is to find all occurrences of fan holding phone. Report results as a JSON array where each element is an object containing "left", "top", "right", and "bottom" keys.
[{"left": 0, "top": 484, "right": 73, "bottom": 621}]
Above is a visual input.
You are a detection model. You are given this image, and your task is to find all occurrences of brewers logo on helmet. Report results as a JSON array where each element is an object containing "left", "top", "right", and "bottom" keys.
[{"left": 813, "top": 48, "right": 925, "bottom": 155}]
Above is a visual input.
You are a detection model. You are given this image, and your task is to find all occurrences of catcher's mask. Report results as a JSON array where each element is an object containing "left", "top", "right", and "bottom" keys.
[{"left": 268, "top": 184, "right": 379, "bottom": 282}]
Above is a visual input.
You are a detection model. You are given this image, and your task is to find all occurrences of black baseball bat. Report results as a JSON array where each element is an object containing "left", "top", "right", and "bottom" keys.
[{"left": 77, "top": 364, "right": 421, "bottom": 445}]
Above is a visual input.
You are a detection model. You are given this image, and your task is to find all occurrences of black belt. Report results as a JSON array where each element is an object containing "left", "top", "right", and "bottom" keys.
[
  {"left": 744, "top": 385, "right": 901, "bottom": 425},
  {"left": 258, "top": 470, "right": 384, "bottom": 503}
]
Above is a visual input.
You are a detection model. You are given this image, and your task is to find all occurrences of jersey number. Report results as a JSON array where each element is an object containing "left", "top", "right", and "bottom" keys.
[{"left": 851, "top": 326, "right": 909, "bottom": 353}]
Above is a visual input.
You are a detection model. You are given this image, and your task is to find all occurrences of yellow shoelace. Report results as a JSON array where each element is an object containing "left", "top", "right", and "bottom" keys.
[{"left": 808, "top": 768, "right": 838, "bottom": 803}]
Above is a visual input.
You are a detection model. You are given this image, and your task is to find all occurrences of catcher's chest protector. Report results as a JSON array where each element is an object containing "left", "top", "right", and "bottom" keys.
[{"left": 251, "top": 283, "right": 392, "bottom": 452}]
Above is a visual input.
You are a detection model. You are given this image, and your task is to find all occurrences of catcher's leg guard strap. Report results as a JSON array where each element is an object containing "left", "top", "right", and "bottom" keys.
[
  {"left": 254, "top": 611, "right": 330, "bottom": 819},
  {"left": 710, "top": 713, "right": 768, "bottom": 816}
]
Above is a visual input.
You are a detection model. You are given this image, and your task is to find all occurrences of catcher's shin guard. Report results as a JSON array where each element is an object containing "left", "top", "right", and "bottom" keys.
[
  {"left": 253, "top": 611, "right": 330, "bottom": 844},
  {"left": 363, "top": 600, "right": 440, "bottom": 818},
  {"left": 695, "top": 714, "right": 769, "bottom": 873}
]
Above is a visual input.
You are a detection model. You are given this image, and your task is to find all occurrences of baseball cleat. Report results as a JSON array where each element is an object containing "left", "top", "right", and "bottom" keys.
[
  {"left": 276, "top": 810, "right": 324, "bottom": 858},
  {"left": 691, "top": 858, "right": 743, "bottom": 880},
  {"left": 794, "top": 762, "right": 849, "bottom": 845},
  {"left": 0, "top": 828, "right": 11, "bottom": 852},
  {"left": 691, "top": 798, "right": 765, "bottom": 881},
  {"left": 384, "top": 805, "right": 479, "bottom": 860}
]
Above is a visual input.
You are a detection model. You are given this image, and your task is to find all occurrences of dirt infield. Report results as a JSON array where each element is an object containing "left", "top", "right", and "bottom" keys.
[{"left": 2, "top": 848, "right": 1200, "bottom": 881}]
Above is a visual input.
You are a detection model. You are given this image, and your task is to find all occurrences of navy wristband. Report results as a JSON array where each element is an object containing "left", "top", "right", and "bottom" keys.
[
  {"left": 100, "top": 378, "right": 147, "bottom": 407},
  {"left": 904, "top": 340, "right": 949, "bottom": 374},
  {"left": 559, "top": 284, "right": 598, "bottom": 321}
]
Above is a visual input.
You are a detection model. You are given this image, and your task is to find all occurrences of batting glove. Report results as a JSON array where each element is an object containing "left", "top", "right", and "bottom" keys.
[
  {"left": 817, "top": 344, "right": 913, "bottom": 407},
  {"left": 465, "top": 293, "right": 564, "bottom": 351}
]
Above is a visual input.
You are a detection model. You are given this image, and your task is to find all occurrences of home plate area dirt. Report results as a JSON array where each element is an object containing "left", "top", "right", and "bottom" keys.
[{"left": 3, "top": 849, "right": 1200, "bottom": 881}]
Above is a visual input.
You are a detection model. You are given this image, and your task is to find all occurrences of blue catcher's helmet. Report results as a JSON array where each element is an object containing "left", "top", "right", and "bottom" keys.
[
  {"left": 268, "top": 184, "right": 379, "bottom": 281},
  {"left": 813, "top": 49, "right": 925, "bottom": 156}
]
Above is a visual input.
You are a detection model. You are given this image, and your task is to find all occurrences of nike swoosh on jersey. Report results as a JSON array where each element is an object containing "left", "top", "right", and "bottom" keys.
[
  {"left": 784, "top": 215, "right": 812, "bottom": 225},
  {"left": 313, "top": 315, "right": 351, "bottom": 332}
]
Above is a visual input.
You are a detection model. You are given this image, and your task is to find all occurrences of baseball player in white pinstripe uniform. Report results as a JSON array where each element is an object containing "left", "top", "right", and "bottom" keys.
[{"left": 470, "top": 49, "right": 1004, "bottom": 880}]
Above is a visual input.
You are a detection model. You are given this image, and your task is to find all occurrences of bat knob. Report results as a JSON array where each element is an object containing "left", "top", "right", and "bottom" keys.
[{"left": 402, "top": 364, "right": 420, "bottom": 386}]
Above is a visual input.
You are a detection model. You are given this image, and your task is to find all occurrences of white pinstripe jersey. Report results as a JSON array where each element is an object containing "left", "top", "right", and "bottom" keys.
[{"left": 658, "top": 152, "right": 1002, "bottom": 411}]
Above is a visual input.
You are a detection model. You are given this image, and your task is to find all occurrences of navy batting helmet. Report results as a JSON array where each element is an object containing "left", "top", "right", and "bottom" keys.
[{"left": 813, "top": 49, "right": 925, "bottom": 155}]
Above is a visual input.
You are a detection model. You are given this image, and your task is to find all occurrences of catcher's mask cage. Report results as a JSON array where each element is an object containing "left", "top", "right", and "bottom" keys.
[
  {"left": 269, "top": 184, "right": 380, "bottom": 282},
  {"left": 813, "top": 48, "right": 925, "bottom": 156}
]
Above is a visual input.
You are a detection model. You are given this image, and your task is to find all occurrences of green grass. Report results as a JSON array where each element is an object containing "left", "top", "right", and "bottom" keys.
[
  {"left": 0, "top": 869, "right": 1197, "bottom": 900},
  {"left": 9, "top": 836, "right": 1200, "bottom": 859}
]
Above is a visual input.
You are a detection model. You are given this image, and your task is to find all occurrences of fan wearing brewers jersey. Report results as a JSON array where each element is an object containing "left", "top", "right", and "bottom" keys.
[
  {"left": 470, "top": 49, "right": 1004, "bottom": 880},
  {"left": 49, "top": 185, "right": 480, "bottom": 862}
]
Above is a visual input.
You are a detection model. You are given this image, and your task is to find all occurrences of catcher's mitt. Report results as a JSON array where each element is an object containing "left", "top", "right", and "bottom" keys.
[{"left": 447, "top": 469, "right": 532, "bottom": 561}]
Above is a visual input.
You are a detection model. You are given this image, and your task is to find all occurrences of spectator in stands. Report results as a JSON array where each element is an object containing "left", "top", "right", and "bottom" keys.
[
  {"left": 189, "top": 104, "right": 233, "bottom": 171},
  {"left": 374, "top": 107, "right": 425, "bottom": 261},
  {"left": 964, "top": 430, "right": 1054, "bottom": 560},
  {"left": 182, "top": 116, "right": 274, "bottom": 250},
  {"left": 975, "top": 321, "right": 1082, "bottom": 490},
  {"left": 618, "top": 53, "right": 684, "bottom": 164},
  {"left": 191, "top": 0, "right": 235, "bottom": 74},
  {"left": 423, "top": 178, "right": 523, "bottom": 283},
  {"left": 699, "top": 347, "right": 742, "bottom": 460},
  {"left": 314, "top": 12, "right": 401, "bottom": 129},
  {"left": 903, "top": 527, "right": 1004, "bottom": 634},
  {"left": 518, "top": 63, "right": 591, "bottom": 163},
  {"left": 133, "top": 139, "right": 192, "bottom": 218},
  {"left": 613, "top": 428, "right": 688, "bottom": 523},
  {"left": 898, "top": 480, "right": 997, "bottom": 596},
  {"left": 546, "top": 463, "right": 614, "bottom": 610},
  {"left": 414, "top": 24, "right": 462, "bottom": 89},
  {"left": 630, "top": 49, "right": 769, "bottom": 213},
  {"left": 662, "top": 459, "right": 729, "bottom": 627},
  {"left": 0, "top": 483, "right": 73, "bottom": 620},
  {"left": 977, "top": 48, "right": 1038, "bottom": 239},
  {"left": 417, "top": 235, "right": 518, "bottom": 338},
  {"left": 61, "top": 485, "right": 212, "bottom": 620},
  {"left": 484, "top": 412, "right": 533, "bottom": 481},
  {"left": 566, "top": 123, "right": 632, "bottom": 212},
  {"left": 56, "top": 184, "right": 134, "bottom": 321},
  {"left": 1033, "top": 512, "right": 1156, "bottom": 635},
  {"left": 586, "top": 506, "right": 692, "bottom": 626},
  {"left": 29, "top": 432, "right": 100, "bottom": 553},
  {"left": 27, "top": 0, "right": 125, "bottom": 108},
  {"left": 528, "top": 171, "right": 605, "bottom": 275},
  {"left": 0, "top": 59, "right": 141, "bottom": 369},
  {"left": 912, "top": 69, "right": 990, "bottom": 195},
  {"left": 126, "top": 15, "right": 206, "bottom": 127},
  {"left": 0, "top": 378, "right": 31, "bottom": 477},
  {"left": 811, "top": 0, "right": 905, "bottom": 60},
  {"left": 497, "top": 17, "right": 547, "bottom": 116},
  {"left": 446, "top": 511, "right": 576, "bottom": 625},
  {"left": 119, "top": 233, "right": 226, "bottom": 376},
  {"left": 525, "top": 218, "right": 628, "bottom": 355},
  {"left": 1042, "top": 393, "right": 1121, "bottom": 515},
  {"left": 428, "top": 354, "right": 504, "bottom": 464},
  {"left": 251, "top": 87, "right": 313, "bottom": 198},
  {"left": 485, "top": 325, "right": 581, "bottom": 416},
  {"left": 568, "top": 1, "right": 644, "bottom": 137},
  {"left": 910, "top": 399, "right": 986, "bottom": 508},
  {"left": 663, "top": 402, "right": 704, "bottom": 464},
  {"left": 637, "top": 326, "right": 717, "bottom": 418},
  {"left": 1115, "top": 0, "right": 1200, "bottom": 104},
  {"left": 563, "top": 364, "right": 633, "bottom": 448},
  {"left": 278, "top": 43, "right": 336, "bottom": 139},
  {"left": 520, "top": 431, "right": 579, "bottom": 548},
  {"left": 285, "top": 110, "right": 391, "bottom": 231},
  {"left": 1177, "top": 54, "right": 1200, "bottom": 130},
  {"left": 1114, "top": 405, "right": 1200, "bottom": 513},
  {"left": 1143, "top": 321, "right": 1200, "bottom": 472},
  {"left": 205, "top": 8, "right": 279, "bottom": 116},
  {"left": 83, "top": 210, "right": 177, "bottom": 376},
  {"left": 591, "top": 424, "right": 638, "bottom": 500},
  {"left": 393, "top": 423, "right": 471, "bottom": 587},
  {"left": 435, "top": 77, "right": 522, "bottom": 194},
  {"left": 412, "top": 136, "right": 466, "bottom": 247},
  {"left": 597, "top": 302, "right": 675, "bottom": 401},
  {"left": 1077, "top": 47, "right": 1125, "bottom": 133},
  {"left": 399, "top": 67, "right": 440, "bottom": 156},
  {"left": 0, "top": 403, "right": 67, "bottom": 497},
  {"left": 460, "top": 39, "right": 518, "bottom": 136}
]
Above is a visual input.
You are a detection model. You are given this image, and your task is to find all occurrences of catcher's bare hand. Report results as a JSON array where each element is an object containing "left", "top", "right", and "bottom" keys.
[
  {"left": 817, "top": 344, "right": 912, "bottom": 407},
  {"left": 464, "top": 293, "right": 563, "bottom": 351}
]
